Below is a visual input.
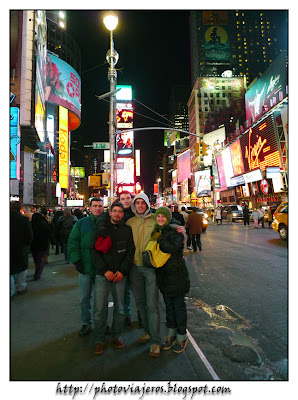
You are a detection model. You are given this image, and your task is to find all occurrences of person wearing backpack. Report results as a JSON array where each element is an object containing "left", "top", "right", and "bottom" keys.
[{"left": 57, "top": 209, "right": 77, "bottom": 263}]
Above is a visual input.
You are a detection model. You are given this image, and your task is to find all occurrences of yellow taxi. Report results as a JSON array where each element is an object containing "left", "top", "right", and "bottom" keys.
[{"left": 272, "top": 202, "right": 288, "bottom": 240}]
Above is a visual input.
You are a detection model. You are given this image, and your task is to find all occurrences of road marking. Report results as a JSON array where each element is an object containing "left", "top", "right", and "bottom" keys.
[{"left": 186, "top": 328, "right": 220, "bottom": 381}]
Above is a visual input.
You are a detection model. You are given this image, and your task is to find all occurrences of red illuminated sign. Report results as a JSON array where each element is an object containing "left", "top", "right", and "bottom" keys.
[
  {"left": 230, "top": 139, "right": 245, "bottom": 176},
  {"left": 240, "top": 115, "right": 282, "bottom": 173}
]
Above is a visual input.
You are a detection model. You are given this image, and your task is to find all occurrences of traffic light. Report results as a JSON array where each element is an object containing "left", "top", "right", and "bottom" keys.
[{"left": 201, "top": 142, "right": 209, "bottom": 156}]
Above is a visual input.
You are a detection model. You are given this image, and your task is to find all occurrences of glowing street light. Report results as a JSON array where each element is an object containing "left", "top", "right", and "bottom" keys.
[{"left": 103, "top": 11, "right": 119, "bottom": 202}]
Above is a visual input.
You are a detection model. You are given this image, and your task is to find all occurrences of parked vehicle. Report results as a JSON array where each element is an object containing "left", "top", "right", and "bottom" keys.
[{"left": 272, "top": 202, "right": 288, "bottom": 240}]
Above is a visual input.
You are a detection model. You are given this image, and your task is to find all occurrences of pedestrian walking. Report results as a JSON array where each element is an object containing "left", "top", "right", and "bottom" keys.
[
  {"left": 252, "top": 208, "right": 260, "bottom": 229},
  {"left": 172, "top": 204, "right": 185, "bottom": 226},
  {"left": 186, "top": 207, "right": 203, "bottom": 252},
  {"left": 30, "top": 212, "right": 52, "bottom": 280},
  {"left": 144, "top": 206, "right": 190, "bottom": 354},
  {"left": 266, "top": 207, "right": 273, "bottom": 228},
  {"left": 10, "top": 201, "right": 33, "bottom": 296},
  {"left": 243, "top": 204, "right": 250, "bottom": 226},
  {"left": 215, "top": 207, "right": 222, "bottom": 224},
  {"left": 68, "top": 197, "right": 104, "bottom": 337},
  {"left": 57, "top": 208, "right": 78, "bottom": 263},
  {"left": 52, "top": 209, "right": 64, "bottom": 255},
  {"left": 257, "top": 206, "right": 265, "bottom": 228},
  {"left": 90, "top": 202, "right": 135, "bottom": 355},
  {"left": 226, "top": 206, "right": 233, "bottom": 224}
]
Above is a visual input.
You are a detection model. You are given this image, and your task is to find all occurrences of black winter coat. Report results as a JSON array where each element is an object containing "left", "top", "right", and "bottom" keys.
[
  {"left": 90, "top": 220, "right": 135, "bottom": 277},
  {"left": 30, "top": 214, "right": 52, "bottom": 252},
  {"left": 156, "top": 224, "right": 190, "bottom": 297},
  {"left": 10, "top": 211, "right": 33, "bottom": 274}
]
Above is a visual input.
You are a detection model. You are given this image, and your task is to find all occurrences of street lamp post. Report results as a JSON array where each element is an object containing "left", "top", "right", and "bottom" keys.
[{"left": 103, "top": 12, "right": 119, "bottom": 202}]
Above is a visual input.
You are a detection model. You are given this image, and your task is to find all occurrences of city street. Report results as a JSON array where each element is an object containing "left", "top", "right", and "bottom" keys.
[{"left": 10, "top": 221, "right": 288, "bottom": 382}]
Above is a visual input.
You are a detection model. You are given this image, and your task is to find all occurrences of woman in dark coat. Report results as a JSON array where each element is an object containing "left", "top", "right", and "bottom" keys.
[
  {"left": 30, "top": 213, "right": 51, "bottom": 280},
  {"left": 146, "top": 206, "right": 190, "bottom": 354}
]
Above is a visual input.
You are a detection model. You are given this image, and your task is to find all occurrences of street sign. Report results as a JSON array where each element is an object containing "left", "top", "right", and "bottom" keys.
[
  {"left": 93, "top": 142, "right": 110, "bottom": 150},
  {"left": 100, "top": 162, "right": 124, "bottom": 170},
  {"left": 115, "top": 162, "right": 124, "bottom": 169},
  {"left": 101, "top": 162, "right": 110, "bottom": 170}
]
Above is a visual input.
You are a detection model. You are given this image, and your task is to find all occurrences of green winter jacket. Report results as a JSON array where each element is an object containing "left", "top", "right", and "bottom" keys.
[{"left": 68, "top": 213, "right": 98, "bottom": 275}]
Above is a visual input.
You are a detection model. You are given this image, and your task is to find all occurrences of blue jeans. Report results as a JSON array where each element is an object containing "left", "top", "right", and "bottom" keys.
[
  {"left": 63, "top": 242, "right": 69, "bottom": 262},
  {"left": 10, "top": 270, "right": 27, "bottom": 296},
  {"left": 93, "top": 275, "right": 127, "bottom": 343},
  {"left": 130, "top": 265, "right": 161, "bottom": 345},
  {"left": 79, "top": 273, "right": 94, "bottom": 326},
  {"left": 124, "top": 275, "right": 131, "bottom": 317},
  {"left": 163, "top": 294, "right": 187, "bottom": 341}
]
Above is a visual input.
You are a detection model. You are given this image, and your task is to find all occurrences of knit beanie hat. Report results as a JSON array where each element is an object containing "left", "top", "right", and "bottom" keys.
[{"left": 155, "top": 206, "right": 172, "bottom": 225}]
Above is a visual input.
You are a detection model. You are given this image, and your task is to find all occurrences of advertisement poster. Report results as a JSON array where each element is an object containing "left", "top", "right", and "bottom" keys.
[
  {"left": 245, "top": 52, "right": 287, "bottom": 122},
  {"left": 204, "top": 25, "right": 230, "bottom": 63},
  {"left": 116, "top": 131, "right": 134, "bottom": 156},
  {"left": 177, "top": 150, "right": 191, "bottom": 183},
  {"left": 46, "top": 53, "right": 81, "bottom": 119},
  {"left": 216, "top": 154, "right": 227, "bottom": 191},
  {"left": 10, "top": 107, "right": 20, "bottom": 179},
  {"left": 221, "top": 147, "right": 234, "bottom": 187},
  {"left": 230, "top": 139, "right": 245, "bottom": 176},
  {"left": 116, "top": 104, "right": 133, "bottom": 128},
  {"left": 115, "top": 158, "right": 135, "bottom": 185},
  {"left": 195, "top": 170, "right": 211, "bottom": 197}
]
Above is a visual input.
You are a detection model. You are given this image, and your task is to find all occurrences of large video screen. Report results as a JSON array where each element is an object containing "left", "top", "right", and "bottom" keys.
[{"left": 177, "top": 149, "right": 191, "bottom": 183}]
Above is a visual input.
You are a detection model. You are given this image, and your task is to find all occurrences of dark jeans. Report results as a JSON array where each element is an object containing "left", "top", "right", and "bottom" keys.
[
  {"left": 163, "top": 295, "right": 187, "bottom": 336},
  {"left": 32, "top": 250, "right": 47, "bottom": 279},
  {"left": 55, "top": 235, "right": 63, "bottom": 254},
  {"left": 191, "top": 234, "right": 202, "bottom": 251},
  {"left": 63, "top": 242, "right": 69, "bottom": 262},
  {"left": 243, "top": 216, "right": 250, "bottom": 225},
  {"left": 186, "top": 228, "right": 191, "bottom": 247},
  {"left": 259, "top": 217, "right": 264, "bottom": 228}
]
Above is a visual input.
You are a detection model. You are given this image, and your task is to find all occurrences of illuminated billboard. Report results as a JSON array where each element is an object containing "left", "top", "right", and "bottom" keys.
[
  {"left": 70, "top": 167, "right": 85, "bottom": 178},
  {"left": 116, "top": 131, "right": 134, "bottom": 156},
  {"left": 204, "top": 25, "right": 230, "bottom": 63},
  {"left": 135, "top": 150, "right": 141, "bottom": 176},
  {"left": 116, "top": 85, "right": 132, "bottom": 101},
  {"left": 177, "top": 149, "right": 191, "bottom": 183},
  {"left": 195, "top": 170, "right": 211, "bottom": 197},
  {"left": 240, "top": 115, "right": 282, "bottom": 172},
  {"left": 10, "top": 107, "right": 20, "bottom": 179},
  {"left": 229, "top": 139, "right": 245, "bottom": 176},
  {"left": 215, "top": 154, "right": 227, "bottom": 191},
  {"left": 221, "top": 147, "right": 234, "bottom": 187},
  {"left": 46, "top": 53, "right": 81, "bottom": 121},
  {"left": 116, "top": 157, "right": 135, "bottom": 185},
  {"left": 59, "top": 106, "right": 69, "bottom": 189},
  {"left": 245, "top": 52, "right": 288, "bottom": 122},
  {"left": 116, "top": 103, "right": 133, "bottom": 128}
]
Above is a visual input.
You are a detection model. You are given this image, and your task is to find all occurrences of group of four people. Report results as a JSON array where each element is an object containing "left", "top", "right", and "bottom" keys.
[{"left": 67, "top": 192, "right": 190, "bottom": 358}]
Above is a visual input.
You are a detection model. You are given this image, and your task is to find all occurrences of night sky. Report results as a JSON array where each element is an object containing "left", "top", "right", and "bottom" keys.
[{"left": 68, "top": 10, "right": 191, "bottom": 194}]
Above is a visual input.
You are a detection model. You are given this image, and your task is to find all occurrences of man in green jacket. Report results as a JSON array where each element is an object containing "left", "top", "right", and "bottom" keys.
[
  {"left": 68, "top": 197, "right": 104, "bottom": 337},
  {"left": 90, "top": 202, "right": 135, "bottom": 355}
]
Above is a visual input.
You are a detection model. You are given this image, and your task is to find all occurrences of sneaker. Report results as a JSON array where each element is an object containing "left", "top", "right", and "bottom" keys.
[
  {"left": 172, "top": 337, "right": 188, "bottom": 353},
  {"left": 137, "top": 333, "right": 151, "bottom": 343},
  {"left": 187, "top": 246, "right": 192, "bottom": 250},
  {"left": 198, "top": 245, "right": 202, "bottom": 251},
  {"left": 124, "top": 316, "right": 132, "bottom": 329},
  {"left": 149, "top": 344, "right": 160, "bottom": 358},
  {"left": 79, "top": 325, "right": 91, "bottom": 337},
  {"left": 94, "top": 342, "right": 104, "bottom": 355},
  {"left": 161, "top": 336, "right": 176, "bottom": 350},
  {"left": 113, "top": 337, "right": 124, "bottom": 349}
]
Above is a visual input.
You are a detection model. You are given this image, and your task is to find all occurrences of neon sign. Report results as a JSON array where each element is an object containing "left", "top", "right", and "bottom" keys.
[
  {"left": 59, "top": 106, "right": 69, "bottom": 189},
  {"left": 245, "top": 128, "right": 268, "bottom": 170}
]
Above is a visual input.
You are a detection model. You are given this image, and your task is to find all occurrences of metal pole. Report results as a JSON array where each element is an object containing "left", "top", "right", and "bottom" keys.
[{"left": 108, "top": 30, "right": 117, "bottom": 202}]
